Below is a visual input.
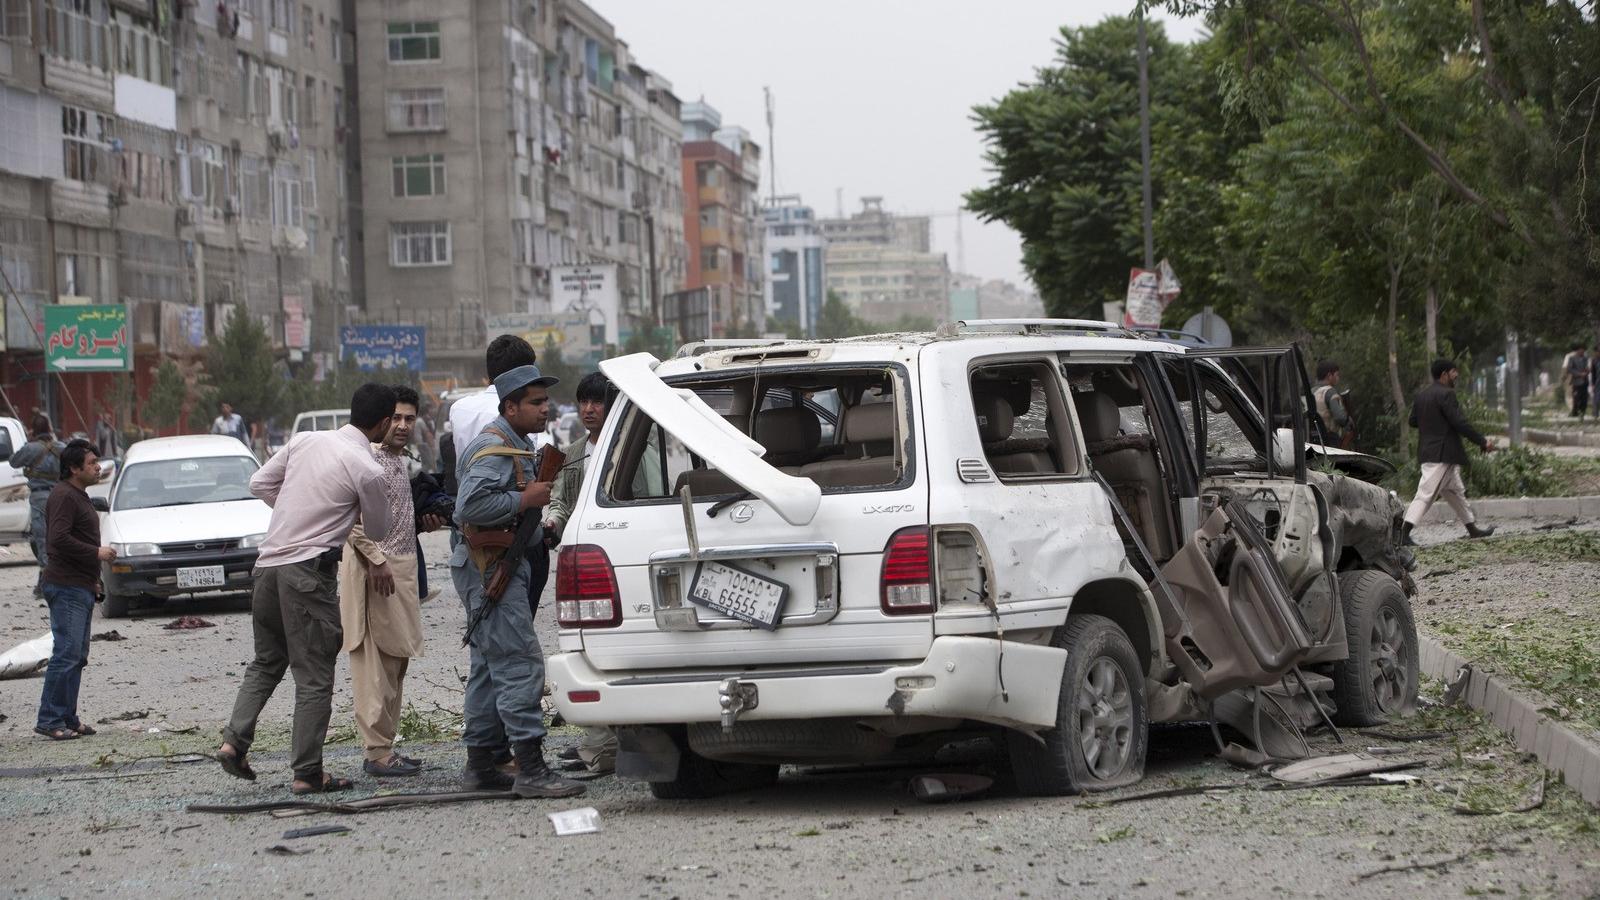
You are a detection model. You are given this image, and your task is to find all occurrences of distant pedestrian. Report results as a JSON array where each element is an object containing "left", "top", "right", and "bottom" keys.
[
  {"left": 10, "top": 415, "right": 66, "bottom": 598},
  {"left": 1561, "top": 344, "right": 1591, "bottom": 419},
  {"left": 210, "top": 401, "right": 246, "bottom": 444},
  {"left": 1312, "top": 360, "right": 1353, "bottom": 448},
  {"left": 93, "top": 410, "right": 120, "bottom": 460},
  {"left": 216, "top": 384, "right": 396, "bottom": 794},
  {"left": 338, "top": 386, "right": 445, "bottom": 778},
  {"left": 34, "top": 439, "right": 117, "bottom": 742},
  {"left": 1401, "top": 360, "right": 1496, "bottom": 546},
  {"left": 1589, "top": 347, "right": 1600, "bottom": 423}
]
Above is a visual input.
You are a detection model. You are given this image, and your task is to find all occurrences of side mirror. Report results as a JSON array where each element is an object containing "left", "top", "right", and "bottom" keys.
[
  {"left": 90, "top": 497, "right": 110, "bottom": 513},
  {"left": 1272, "top": 428, "right": 1298, "bottom": 472}
]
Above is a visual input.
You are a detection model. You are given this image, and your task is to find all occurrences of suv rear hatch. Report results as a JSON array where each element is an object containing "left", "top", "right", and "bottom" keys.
[{"left": 571, "top": 351, "right": 930, "bottom": 671}]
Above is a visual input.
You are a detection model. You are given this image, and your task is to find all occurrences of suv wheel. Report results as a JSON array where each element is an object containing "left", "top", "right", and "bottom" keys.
[
  {"left": 1331, "top": 571, "right": 1418, "bottom": 726},
  {"left": 1007, "top": 614, "right": 1148, "bottom": 796},
  {"left": 649, "top": 731, "right": 779, "bottom": 800},
  {"left": 101, "top": 592, "right": 131, "bottom": 619}
]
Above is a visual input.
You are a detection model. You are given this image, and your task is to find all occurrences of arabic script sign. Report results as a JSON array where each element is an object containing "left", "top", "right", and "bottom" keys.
[
  {"left": 44, "top": 304, "right": 132, "bottom": 372},
  {"left": 339, "top": 325, "right": 426, "bottom": 372}
]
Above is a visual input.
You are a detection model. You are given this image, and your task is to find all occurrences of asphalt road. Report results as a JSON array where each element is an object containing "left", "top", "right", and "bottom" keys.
[{"left": 1, "top": 526, "right": 1597, "bottom": 899}]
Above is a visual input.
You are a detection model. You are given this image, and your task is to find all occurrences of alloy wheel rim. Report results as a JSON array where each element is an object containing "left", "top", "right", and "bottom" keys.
[
  {"left": 1076, "top": 656, "right": 1133, "bottom": 779},
  {"left": 1369, "top": 606, "right": 1407, "bottom": 713}
]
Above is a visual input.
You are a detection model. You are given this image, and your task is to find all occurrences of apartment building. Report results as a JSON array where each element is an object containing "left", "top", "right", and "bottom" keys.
[
  {"left": 0, "top": 0, "right": 357, "bottom": 430},
  {"left": 352, "top": 0, "right": 687, "bottom": 374},
  {"left": 677, "top": 98, "right": 763, "bottom": 340},
  {"left": 820, "top": 197, "right": 948, "bottom": 326},
  {"left": 818, "top": 195, "right": 930, "bottom": 252},
  {"left": 763, "top": 194, "right": 823, "bottom": 337}
]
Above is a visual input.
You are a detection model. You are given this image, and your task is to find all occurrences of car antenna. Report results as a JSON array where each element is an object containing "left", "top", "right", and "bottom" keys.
[{"left": 678, "top": 484, "right": 701, "bottom": 562}]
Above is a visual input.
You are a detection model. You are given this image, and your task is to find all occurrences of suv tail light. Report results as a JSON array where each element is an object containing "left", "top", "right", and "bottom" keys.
[
  {"left": 556, "top": 544, "right": 622, "bottom": 628},
  {"left": 880, "top": 526, "right": 933, "bottom": 614},
  {"left": 934, "top": 527, "right": 987, "bottom": 605}
]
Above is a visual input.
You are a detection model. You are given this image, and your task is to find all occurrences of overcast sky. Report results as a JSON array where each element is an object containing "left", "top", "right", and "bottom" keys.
[{"left": 602, "top": 0, "right": 1207, "bottom": 292}]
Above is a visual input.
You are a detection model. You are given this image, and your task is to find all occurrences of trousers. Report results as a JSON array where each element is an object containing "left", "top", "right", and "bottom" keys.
[
  {"left": 454, "top": 555, "right": 545, "bottom": 748},
  {"left": 1404, "top": 462, "right": 1475, "bottom": 527},
  {"left": 27, "top": 491, "right": 48, "bottom": 569},
  {"left": 37, "top": 583, "right": 94, "bottom": 730},
  {"left": 349, "top": 644, "right": 410, "bottom": 762},
  {"left": 222, "top": 559, "right": 342, "bottom": 782}
]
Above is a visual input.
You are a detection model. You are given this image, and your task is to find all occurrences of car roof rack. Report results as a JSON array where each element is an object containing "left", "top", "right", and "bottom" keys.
[
  {"left": 672, "top": 338, "right": 790, "bottom": 359},
  {"left": 941, "top": 318, "right": 1135, "bottom": 337}
]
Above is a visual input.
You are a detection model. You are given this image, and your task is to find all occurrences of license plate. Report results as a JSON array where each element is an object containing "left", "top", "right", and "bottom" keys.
[
  {"left": 688, "top": 561, "right": 788, "bottom": 630},
  {"left": 177, "top": 565, "right": 226, "bottom": 588}
]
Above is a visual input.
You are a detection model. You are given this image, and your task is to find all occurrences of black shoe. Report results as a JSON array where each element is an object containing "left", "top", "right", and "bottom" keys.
[
  {"left": 1465, "top": 522, "right": 1496, "bottom": 539},
  {"left": 511, "top": 739, "right": 586, "bottom": 799},
  {"left": 364, "top": 755, "right": 422, "bottom": 777},
  {"left": 1399, "top": 521, "right": 1417, "bottom": 547},
  {"left": 462, "top": 746, "right": 515, "bottom": 791}
]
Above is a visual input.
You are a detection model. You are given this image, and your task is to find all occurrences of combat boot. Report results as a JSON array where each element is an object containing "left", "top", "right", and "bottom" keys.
[
  {"left": 461, "top": 746, "right": 514, "bottom": 791},
  {"left": 1399, "top": 521, "right": 1417, "bottom": 547},
  {"left": 511, "top": 739, "right": 586, "bottom": 799},
  {"left": 1465, "top": 521, "right": 1496, "bottom": 539}
]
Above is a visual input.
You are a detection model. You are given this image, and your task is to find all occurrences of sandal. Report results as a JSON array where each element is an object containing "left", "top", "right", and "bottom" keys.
[
  {"left": 34, "top": 725, "right": 79, "bottom": 742},
  {"left": 217, "top": 747, "right": 257, "bottom": 782},
  {"left": 290, "top": 773, "right": 354, "bottom": 795},
  {"left": 71, "top": 723, "right": 96, "bottom": 736}
]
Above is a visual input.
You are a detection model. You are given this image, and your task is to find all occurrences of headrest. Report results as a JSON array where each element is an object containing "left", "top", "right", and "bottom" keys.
[
  {"left": 753, "top": 407, "right": 820, "bottom": 456},
  {"left": 722, "top": 414, "right": 748, "bottom": 435},
  {"left": 1075, "top": 392, "right": 1122, "bottom": 443},
  {"left": 972, "top": 388, "right": 1014, "bottom": 444},
  {"left": 842, "top": 403, "right": 895, "bottom": 444}
]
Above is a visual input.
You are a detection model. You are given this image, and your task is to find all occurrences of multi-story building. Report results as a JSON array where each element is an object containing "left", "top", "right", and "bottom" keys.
[
  {"left": 0, "top": 0, "right": 357, "bottom": 431},
  {"left": 677, "top": 98, "right": 762, "bottom": 340},
  {"left": 351, "top": 0, "right": 687, "bottom": 376},
  {"left": 820, "top": 197, "right": 948, "bottom": 326},
  {"left": 763, "top": 195, "right": 823, "bottom": 336}
]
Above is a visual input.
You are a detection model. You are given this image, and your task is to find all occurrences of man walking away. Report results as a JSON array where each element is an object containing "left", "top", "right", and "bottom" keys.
[
  {"left": 93, "top": 410, "right": 120, "bottom": 461},
  {"left": 339, "top": 386, "right": 446, "bottom": 777},
  {"left": 11, "top": 415, "right": 65, "bottom": 598},
  {"left": 217, "top": 385, "right": 396, "bottom": 794},
  {"left": 211, "top": 401, "right": 247, "bottom": 444},
  {"left": 1401, "top": 360, "right": 1496, "bottom": 546},
  {"left": 1561, "top": 344, "right": 1591, "bottom": 419},
  {"left": 34, "top": 440, "right": 116, "bottom": 741},
  {"left": 1312, "top": 360, "right": 1352, "bottom": 448},
  {"left": 453, "top": 364, "right": 583, "bottom": 799}
]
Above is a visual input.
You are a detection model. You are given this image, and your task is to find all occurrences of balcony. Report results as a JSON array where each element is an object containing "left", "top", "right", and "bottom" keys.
[{"left": 698, "top": 183, "right": 727, "bottom": 207}]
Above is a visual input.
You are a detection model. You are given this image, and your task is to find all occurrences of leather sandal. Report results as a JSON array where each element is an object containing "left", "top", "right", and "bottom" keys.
[
  {"left": 291, "top": 773, "right": 354, "bottom": 795},
  {"left": 217, "top": 747, "right": 257, "bottom": 781}
]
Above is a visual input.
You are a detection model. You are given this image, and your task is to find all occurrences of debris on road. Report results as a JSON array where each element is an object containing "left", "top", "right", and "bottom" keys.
[
  {"left": 163, "top": 616, "right": 217, "bottom": 630},
  {"left": 90, "top": 630, "right": 126, "bottom": 642},
  {"left": 548, "top": 807, "right": 601, "bottom": 835},
  {"left": 909, "top": 773, "right": 993, "bottom": 803},
  {"left": 282, "top": 824, "right": 352, "bottom": 840},
  {"left": 97, "top": 709, "right": 152, "bottom": 723},
  {"left": 187, "top": 789, "right": 518, "bottom": 816},
  {"left": 265, "top": 845, "right": 309, "bottom": 856},
  {"left": 0, "top": 633, "right": 50, "bottom": 679},
  {"left": 1269, "top": 753, "right": 1421, "bottom": 784}
]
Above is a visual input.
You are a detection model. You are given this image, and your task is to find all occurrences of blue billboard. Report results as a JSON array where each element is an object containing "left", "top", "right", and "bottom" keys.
[{"left": 339, "top": 325, "right": 426, "bottom": 372}]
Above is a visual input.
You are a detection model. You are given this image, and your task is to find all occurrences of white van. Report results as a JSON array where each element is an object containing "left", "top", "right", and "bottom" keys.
[{"left": 547, "top": 321, "right": 1418, "bottom": 798}]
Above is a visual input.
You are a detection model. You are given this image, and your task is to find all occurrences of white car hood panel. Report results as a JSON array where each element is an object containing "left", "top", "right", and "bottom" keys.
[
  {"left": 600, "top": 353, "right": 823, "bottom": 526},
  {"left": 103, "top": 499, "right": 271, "bottom": 545}
]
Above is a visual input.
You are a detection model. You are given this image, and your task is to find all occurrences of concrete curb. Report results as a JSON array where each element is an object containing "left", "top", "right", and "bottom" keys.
[
  {"left": 1417, "top": 633, "right": 1600, "bottom": 806},
  {"left": 1524, "top": 427, "right": 1600, "bottom": 448},
  {"left": 1420, "top": 494, "right": 1600, "bottom": 523}
]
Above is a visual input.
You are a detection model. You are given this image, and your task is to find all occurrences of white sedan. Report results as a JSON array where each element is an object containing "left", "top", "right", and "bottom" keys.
[{"left": 98, "top": 435, "right": 270, "bottom": 617}]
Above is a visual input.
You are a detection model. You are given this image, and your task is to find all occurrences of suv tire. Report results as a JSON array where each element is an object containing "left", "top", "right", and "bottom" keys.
[
  {"left": 1007, "top": 614, "right": 1148, "bottom": 796},
  {"left": 101, "top": 592, "right": 131, "bottom": 618},
  {"left": 1331, "top": 571, "right": 1418, "bottom": 726},
  {"left": 649, "top": 732, "right": 779, "bottom": 800}
]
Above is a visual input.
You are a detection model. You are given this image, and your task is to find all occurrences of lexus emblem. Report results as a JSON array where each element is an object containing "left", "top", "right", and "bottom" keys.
[
  {"left": 195, "top": 542, "right": 205, "bottom": 550},
  {"left": 730, "top": 503, "right": 755, "bottom": 524}
]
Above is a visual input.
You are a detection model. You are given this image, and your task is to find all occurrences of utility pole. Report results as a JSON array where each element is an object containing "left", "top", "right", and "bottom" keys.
[
  {"left": 1136, "top": 8, "right": 1155, "bottom": 271},
  {"left": 646, "top": 211, "right": 660, "bottom": 329},
  {"left": 764, "top": 86, "right": 776, "bottom": 206}
]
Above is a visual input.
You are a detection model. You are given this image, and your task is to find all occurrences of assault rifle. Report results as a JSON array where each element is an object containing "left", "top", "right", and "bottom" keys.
[{"left": 461, "top": 444, "right": 566, "bottom": 648}]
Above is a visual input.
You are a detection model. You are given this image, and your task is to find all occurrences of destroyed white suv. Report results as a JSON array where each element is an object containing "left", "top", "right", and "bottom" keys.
[{"left": 548, "top": 321, "right": 1418, "bottom": 798}]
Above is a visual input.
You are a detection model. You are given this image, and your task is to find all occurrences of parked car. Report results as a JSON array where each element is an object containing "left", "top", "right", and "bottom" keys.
[
  {"left": 290, "top": 408, "right": 351, "bottom": 435},
  {"left": 98, "top": 435, "right": 270, "bottom": 617},
  {"left": 0, "top": 416, "right": 31, "bottom": 543},
  {"left": 546, "top": 319, "right": 1418, "bottom": 798}
]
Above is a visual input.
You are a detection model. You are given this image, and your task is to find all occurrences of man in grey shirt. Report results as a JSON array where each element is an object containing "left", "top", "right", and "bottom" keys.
[{"left": 217, "top": 384, "right": 396, "bottom": 794}]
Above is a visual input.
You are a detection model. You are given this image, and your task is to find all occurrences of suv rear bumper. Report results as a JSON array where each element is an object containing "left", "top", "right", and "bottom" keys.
[{"left": 548, "top": 635, "right": 1068, "bottom": 730}]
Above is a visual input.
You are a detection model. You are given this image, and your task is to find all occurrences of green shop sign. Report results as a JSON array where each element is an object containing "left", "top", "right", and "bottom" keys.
[{"left": 45, "top": 304, "right": 132, "bottom": 372}]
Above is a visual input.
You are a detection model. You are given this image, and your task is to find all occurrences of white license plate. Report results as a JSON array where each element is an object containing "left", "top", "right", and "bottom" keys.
[
  {"left": 177, "top": 565, "right": 226, "bottom": 588},
  {"left": 688, "top": 561, "right": 788, "bottom": 630}
]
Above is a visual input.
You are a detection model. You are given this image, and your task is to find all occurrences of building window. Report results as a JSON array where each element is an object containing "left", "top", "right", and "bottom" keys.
[
  {"left": 113, "top": 12, "right": 171, "bottom": 86},
  {"left": 61, "top": 106, "right": 110, "bottom": 184},
  {"left": 271, "top": 162, "right": 302, "bottom": 228},
  {"left": 46, "top": 0, "right": 109, "bottom": 69},
  {"left": 700, "top": 247, "right": 719, "bottom": 271},
  {"left": 390, "top": 221, "right": 450, "bottom": 266},
  {"left": 386, "top": 88, "right": 445, "bottom": 132},
  {"left": 391, "top": 153, "right": 445, "bottom": 197},
  {"left": 302, "top": 4, "right": 313, "bottom": 46},
  {"left": 387, "top": 21, "right": 440, "bottom": 62},
  {"left": 268, "top": 0, "right": 292, "bottom": 32}
]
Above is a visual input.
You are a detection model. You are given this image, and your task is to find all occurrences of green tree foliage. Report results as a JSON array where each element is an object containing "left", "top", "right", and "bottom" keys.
[
  {"left": 817, "top": 290, "right": 868, "bottom": 339},
  {"left": 143, "top": 358, "right": 188, "bottom": 432},
  {"left": 201, "top": 313, "right": 282, "bottom": 424}
]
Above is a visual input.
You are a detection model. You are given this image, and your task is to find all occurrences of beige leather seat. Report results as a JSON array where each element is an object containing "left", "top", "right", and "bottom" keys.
[
  {"left": 753, "top": 406, "right": 821, "bottom": 468},
  {"left": 1075, "top": 391, "right": 1174, "bottom": 561},
  {"left": 800, "top": 403, "right": 898, "bottom": 487},
  {"left": 972, "top": 387, "right": 1054, "bottom": 474}
]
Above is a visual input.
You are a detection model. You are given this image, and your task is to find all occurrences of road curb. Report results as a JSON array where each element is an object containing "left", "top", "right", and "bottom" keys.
[
  {"left": 1417, "top": 633, "right": 1600, "bottom": 806},
  {"left": 1420, "top": 494, "right": 1600, "bottom": 523},
  {"left": 1524, "top": 427, "right": 1600, "bottom": 447}
]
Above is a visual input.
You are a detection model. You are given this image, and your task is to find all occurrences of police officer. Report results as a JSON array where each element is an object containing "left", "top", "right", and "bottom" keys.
[
  {"left": 452, "top": 364, "right": 584, "bottom": 799},
  {"left": 11, "top": 415, "right": 67, "bottom": 598}
]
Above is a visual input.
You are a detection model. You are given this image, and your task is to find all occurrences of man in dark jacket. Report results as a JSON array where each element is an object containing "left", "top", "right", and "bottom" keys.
[{"left": 1401, "top": 359, "right": 1496, "bottom": 545}]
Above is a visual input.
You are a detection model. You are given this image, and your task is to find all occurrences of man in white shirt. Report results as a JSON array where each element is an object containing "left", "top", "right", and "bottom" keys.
[
  {"left": 217, "top": 384, "right": 396, "bottom": 795},
  {"left": 210, "top": 401, "right": 246, "bottom": 444}
]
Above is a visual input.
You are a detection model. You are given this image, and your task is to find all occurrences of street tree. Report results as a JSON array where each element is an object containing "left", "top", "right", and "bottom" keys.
[{"left": 202, "top": 312, "right": 282, "bottom": 424}]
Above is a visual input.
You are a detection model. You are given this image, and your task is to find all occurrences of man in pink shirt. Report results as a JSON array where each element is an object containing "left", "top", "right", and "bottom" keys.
[{"left": 217, "top": 384, "right": 396, "bottom": 794}]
